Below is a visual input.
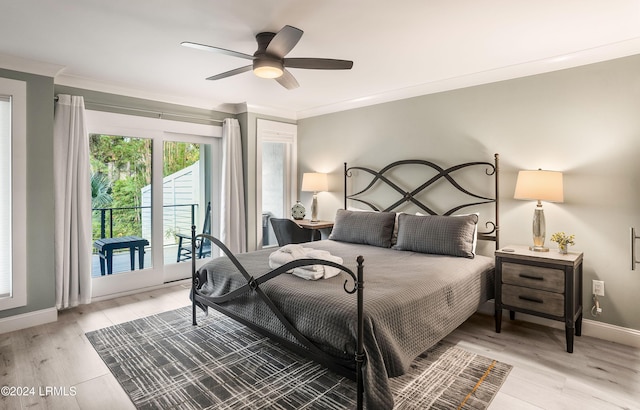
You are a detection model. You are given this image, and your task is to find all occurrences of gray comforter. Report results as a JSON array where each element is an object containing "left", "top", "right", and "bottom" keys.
[{"left": 195, "top": 240, "right": 494, "bottom": 409}]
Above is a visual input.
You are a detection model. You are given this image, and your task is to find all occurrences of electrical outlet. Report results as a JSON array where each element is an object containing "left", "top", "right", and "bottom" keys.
[{"left": 592, "top": 280, "right": 605, "bottom": 297}]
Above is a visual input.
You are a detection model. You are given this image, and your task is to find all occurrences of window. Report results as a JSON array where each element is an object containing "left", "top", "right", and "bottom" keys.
[
  {"left": 86, "top": 110, "right": 221, "bottom": 297},
  {"left": 257, "top": 120, "right": 297, "bottom": 248},
  {"left": 0, "top": 78, "right": 27, "bottom": 311},
  {"left": 0, "top": 96, "right": 10, "bottom": 298}
]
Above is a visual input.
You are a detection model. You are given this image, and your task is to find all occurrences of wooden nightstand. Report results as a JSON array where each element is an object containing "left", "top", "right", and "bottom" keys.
[
  {"left": 495, "top": 245, "right": 584, "bottom": 353},
  {"left": 295, "top": 219, "right": 334, "bottom": 230},
  {"left": 294, "top": 219, "right": 334, "bottom": 241}
]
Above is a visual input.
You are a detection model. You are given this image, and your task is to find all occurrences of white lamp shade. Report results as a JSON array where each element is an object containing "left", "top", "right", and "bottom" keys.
[
  {"left": 301, "top": 172, "right": 328, "bottom": 192},
  {"left": 514, "top": 170, "right": 564, "bottom": 203}
]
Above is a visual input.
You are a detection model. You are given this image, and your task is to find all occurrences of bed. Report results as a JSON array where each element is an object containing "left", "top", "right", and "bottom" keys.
[{"left": 190, "top": 155, "right": 500, "bottom": 409}]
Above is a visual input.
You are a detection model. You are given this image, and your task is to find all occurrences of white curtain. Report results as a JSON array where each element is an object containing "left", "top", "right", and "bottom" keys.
[
  {"left": 220, "top": 118, "right": 247, "bottom": 253},
  {"left": 53, "top": 95, "right": 92, "bottom": 309}
]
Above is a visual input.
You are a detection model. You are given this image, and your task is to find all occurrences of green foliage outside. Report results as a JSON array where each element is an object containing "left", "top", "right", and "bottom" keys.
[
  {"left": 91, "top": 172, "right": 112, "bottom": 208},
  {"left": 90, "top": 135, "right": 199, "bottom": 242},
  {"left": 163, "top": 141, "right": 200, "bottom": 177}
]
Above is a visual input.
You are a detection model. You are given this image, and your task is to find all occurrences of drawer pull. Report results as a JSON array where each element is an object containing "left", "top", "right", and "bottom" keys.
[
  {"left": 518, "top": 295, "right": 544, "bottom": 304},
  {"left": 519, "top": 273, "right": 544, "bottom": 281}
]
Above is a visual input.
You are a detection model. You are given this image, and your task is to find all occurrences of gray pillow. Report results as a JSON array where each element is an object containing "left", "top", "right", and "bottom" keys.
[
  {"left": 393, "top": 213, "right": 478, "bottom": 258},
  {"left": 329, "top": 209, "right": 396, "bottom": 248}
]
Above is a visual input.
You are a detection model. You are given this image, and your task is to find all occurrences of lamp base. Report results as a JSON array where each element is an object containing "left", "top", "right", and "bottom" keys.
[
  {"left": 530, "top": 204, "right": 548, "bottom": 252},
  {"left": 529, "top": 245, "right": 549, "bottom": 252},
  {"left": 310, "top": 193, "right": 318, "bottom": 222}
]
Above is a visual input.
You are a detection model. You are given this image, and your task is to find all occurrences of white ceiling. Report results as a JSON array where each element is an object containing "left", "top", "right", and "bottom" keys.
[{"left": 2, "top": 0, "right": 640, "bottom": 119}]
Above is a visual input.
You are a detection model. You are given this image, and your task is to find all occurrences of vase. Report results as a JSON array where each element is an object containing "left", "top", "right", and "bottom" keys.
[{"left": 558, "top": 244, "right": 568, "bottom": 254}]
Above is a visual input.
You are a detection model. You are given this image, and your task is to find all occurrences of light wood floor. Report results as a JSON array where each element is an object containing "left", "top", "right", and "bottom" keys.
[{"left": 1, "top": 284, "right": 638, "bottom": 409}]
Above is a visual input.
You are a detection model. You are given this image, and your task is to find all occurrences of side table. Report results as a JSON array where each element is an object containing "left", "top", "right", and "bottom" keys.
[{"left": 495, "top": 245, "right": 583, "bottom": 353}]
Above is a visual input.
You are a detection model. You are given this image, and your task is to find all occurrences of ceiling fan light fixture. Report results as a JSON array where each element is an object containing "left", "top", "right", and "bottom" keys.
[
  {"left": 253, "top": 58, "right": 284, "bottom": 79},
  {"left": 185, "top": 25, "right": 353, "bottom": 89}
]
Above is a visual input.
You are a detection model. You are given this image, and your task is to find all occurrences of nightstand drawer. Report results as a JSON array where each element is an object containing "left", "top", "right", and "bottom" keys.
[
  {"left": 502, "top": 262, "right": 564, "bottom": 293},
  {"left": 502, "top": 284, "right": 564, "bottom": 317}
]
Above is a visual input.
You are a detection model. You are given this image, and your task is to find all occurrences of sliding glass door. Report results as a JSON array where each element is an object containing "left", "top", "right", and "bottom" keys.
[{"left": 86, "top": 110, "right": 221, "bottom": 298}]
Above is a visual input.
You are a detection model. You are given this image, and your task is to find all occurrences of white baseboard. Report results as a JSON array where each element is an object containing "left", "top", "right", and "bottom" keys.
[
  {"left": 0, "top": 280, "right": 190, "bottom": 335},
  {"left": 0, "top": 307, "right": 57, "bottom": 334},
  {"left": 90, "top": 278, "right": 191, "bottom": 303},
  {"left": 582, "top": 319, "right": 640, "bottom": 349},
  {"left": 478, "top": 301, "right": 640, "bottom": 349}
]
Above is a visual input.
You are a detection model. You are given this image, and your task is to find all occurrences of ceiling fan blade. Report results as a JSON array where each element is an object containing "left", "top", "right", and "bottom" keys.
[
  {"left": 266, "top": 25, "right": 303, "bottom": 57},
  {"left": 181, "top": 41, "right": 254, "bottom": 61},
  {"left": 206, "top": 65, "right": 253, "bottom": 81},
  {"left": 284, "top": 58, "right": 353, "bottom": 70},
  {"left": 275, "top": 69, "right": 299, "bottom": 90}
]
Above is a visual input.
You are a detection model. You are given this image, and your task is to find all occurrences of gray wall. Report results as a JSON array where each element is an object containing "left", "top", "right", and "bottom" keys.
[
  {"left": 298, "top": 54, "right": 640, "bottom": 332},
  {"left": 0, "top": 69, "right": 55, "bottom": 319}
]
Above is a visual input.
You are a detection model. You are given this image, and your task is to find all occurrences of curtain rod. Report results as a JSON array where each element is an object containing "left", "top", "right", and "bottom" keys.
[{"left": 54, "top": 96, "right": 224, "bottom": 124}]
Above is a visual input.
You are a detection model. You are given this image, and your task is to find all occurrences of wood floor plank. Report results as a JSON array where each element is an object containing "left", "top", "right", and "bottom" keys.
[
  {"left": 0, "top": 333, "right": 21, "bottom": 410},
  {"left": 490, "top": 392, "right": 545, "bottom": 409},
  {"left": 444, "top": 313, "right": 640, "bottom": 409},
  {"left": 56, "top": 301, "right": 115, "bottom": 334},
  {"left": 74, "top": 374, "right": 135, "bottom": 410},
  {"left": 2, "top": 284, "right": 639, "bottom": 410}
]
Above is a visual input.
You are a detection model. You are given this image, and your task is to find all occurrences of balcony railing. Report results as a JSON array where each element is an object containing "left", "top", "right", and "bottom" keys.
[{"left": 92, "top": 203, "right": 200, "bottom": 241}]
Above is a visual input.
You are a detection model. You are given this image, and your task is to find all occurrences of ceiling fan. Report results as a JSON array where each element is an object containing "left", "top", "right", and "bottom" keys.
[{"left": 181, "top": 25, "right": 353, "bottom": 90}]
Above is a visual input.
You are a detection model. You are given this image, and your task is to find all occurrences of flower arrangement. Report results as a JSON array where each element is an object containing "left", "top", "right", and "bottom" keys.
[{"left": 550, "top": 232, "right": 575, "bottom": 254}]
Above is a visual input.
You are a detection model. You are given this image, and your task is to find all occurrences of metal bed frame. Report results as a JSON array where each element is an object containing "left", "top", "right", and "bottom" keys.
[{"left": 190, "top": 154, "right": 500, "bottom": 409}]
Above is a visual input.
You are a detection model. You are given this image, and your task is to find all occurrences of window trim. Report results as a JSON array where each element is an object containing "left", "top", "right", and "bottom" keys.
[{"left": 0, "top": 77, "right": 27, "bottom": 311}]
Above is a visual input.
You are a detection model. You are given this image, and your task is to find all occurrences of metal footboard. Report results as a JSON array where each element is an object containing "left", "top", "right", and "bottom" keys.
[{"left": 190, "top": 226, "right": 366, "bottom": 409}]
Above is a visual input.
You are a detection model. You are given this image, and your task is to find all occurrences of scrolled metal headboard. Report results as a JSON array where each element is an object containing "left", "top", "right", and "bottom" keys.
[{"left": 344, "top": 153, "right": 500, "bottom": 247}]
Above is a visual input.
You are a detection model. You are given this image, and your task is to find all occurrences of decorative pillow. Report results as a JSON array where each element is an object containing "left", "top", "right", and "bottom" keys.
[
  {"left": 417, "top": 211, "right": 479, "bottom": 254},
  {"left": 329, "top": 209, "right": 396, "bottom": 248},
  {"left": 347, "top": 207, "right": 403, "bottom": 245},
  {"left": 393, "top": 213, "right": 478, "bottom": 258}
]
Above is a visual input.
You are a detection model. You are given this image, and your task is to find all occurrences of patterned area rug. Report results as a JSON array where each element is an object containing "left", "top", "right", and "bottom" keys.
[{"left": 86, "top": 306, "right": 511, "bottom": 409}]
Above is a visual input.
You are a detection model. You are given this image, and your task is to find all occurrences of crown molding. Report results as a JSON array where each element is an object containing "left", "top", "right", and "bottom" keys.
[
  {"left": 236, "top": 102, "right": 297, "bottom": 120},
  {"left": 0, "top": 53, "right": 65, "bottom": 77},
  {"left": 296, "top": 36, "right": 640, "bottom": 119}
]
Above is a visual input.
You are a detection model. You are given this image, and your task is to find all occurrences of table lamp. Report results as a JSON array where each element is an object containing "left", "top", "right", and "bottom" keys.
[
  {"left": 514, "top": 169, "right": 564, "bottom": 252},
  {"left": 301, "top": 172, "right": 328, "bottom": 222}
]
